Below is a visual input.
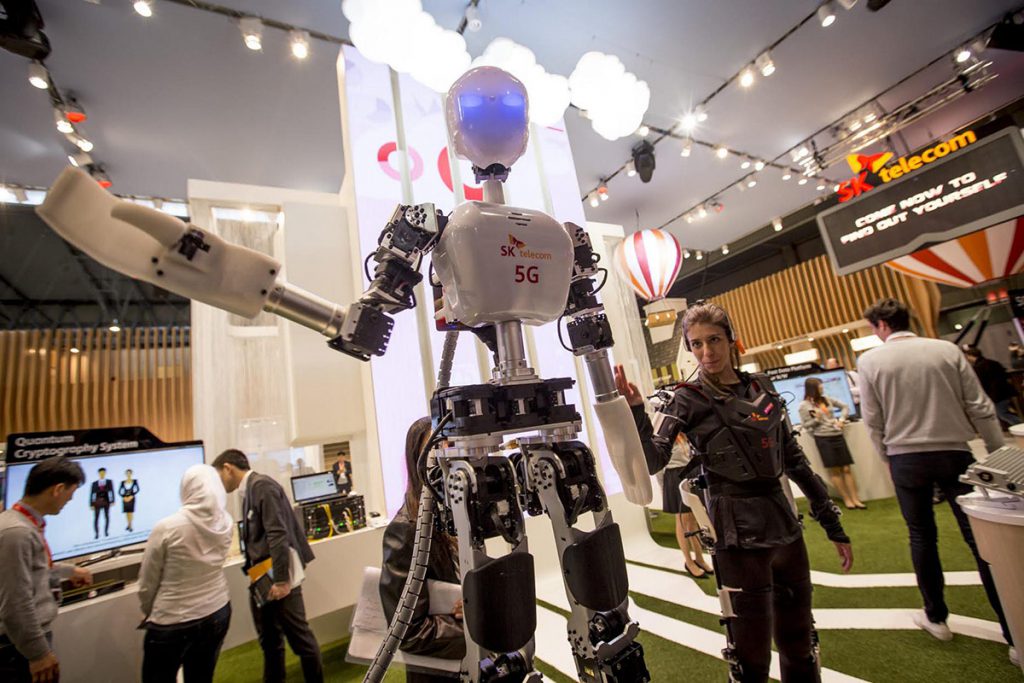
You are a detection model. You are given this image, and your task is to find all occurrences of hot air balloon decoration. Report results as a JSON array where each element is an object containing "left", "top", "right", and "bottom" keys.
[
  {"left": 614, "top": 229, "right": 685, "bottom": 343},
  {"left": 886, "top": 217, "right": 1024, "bottom": 287}
]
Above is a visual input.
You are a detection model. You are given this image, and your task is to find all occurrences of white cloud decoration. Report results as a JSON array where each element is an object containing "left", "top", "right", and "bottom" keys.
[
  {"left": 470, "top": 38, "right": 570, "bottom": 127},
  {"left": 342, "top": 0, "right": 471, "bottom": 94},
  {"left": 569, "top": 52, "right": 650, "bottom": 141}
]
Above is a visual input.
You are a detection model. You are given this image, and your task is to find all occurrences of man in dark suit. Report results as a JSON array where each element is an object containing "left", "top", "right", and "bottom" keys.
[
  {"left": 213, "top": 449, "right": 322, "bottom": 683},
  {"left": 90, "top": 468, "right": 115, "bottom": 539}
]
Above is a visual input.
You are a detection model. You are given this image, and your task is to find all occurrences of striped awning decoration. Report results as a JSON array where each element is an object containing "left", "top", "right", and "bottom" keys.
[
  {"left": 885, "top": 217, "right": 1024, "bottom": 287},
  {"left": 614, "top": 228, "right": 683, "bottom": 301}
]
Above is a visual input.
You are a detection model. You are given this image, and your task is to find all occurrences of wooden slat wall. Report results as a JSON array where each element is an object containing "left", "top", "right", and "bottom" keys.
[
  {"left": 0, "top": 327, "right": 192, "bottom": 443},
  {"left": 713, "top": 256, "right": 942, "bottom": 371}
]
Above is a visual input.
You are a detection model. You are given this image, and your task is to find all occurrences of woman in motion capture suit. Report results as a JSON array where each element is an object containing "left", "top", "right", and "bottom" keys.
[
  {"left": 615, "top": 302, "right": 854, "bottom": 682},
  {"left": 379, "top": 417, "right": 465, "bottom": 682}
]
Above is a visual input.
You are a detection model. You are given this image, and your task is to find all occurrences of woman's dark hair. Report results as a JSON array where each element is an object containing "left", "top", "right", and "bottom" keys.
[
  {"left": 804, "top": 377, "right": 826, "bottom": 405},
  {"left": 24, "top": 457, "right": 86, "bottom": 497},
  {"left": 403, "top": 417, "right": 435, "bottom": 515},
  {"left": 682, "top": 302, "right": 740, "bottom": 395},
  {"left": 863, "top": 298, "right": 910, "bottom": 332},
  {"left": 125, "top": 469, "right": 133, "bottom": 475}
]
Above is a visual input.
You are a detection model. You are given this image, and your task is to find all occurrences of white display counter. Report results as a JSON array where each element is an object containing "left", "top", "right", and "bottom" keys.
[
  {"left": 796, "top": 420, "right": 895, "bottom": 501},
  {"left": 51, "top": 526, "right": 385, "bottom": 683}
]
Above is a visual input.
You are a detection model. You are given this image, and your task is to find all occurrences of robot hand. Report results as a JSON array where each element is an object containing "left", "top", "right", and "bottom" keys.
[{"left": 37, "top": 168, "right": 279, "bottom": 318}]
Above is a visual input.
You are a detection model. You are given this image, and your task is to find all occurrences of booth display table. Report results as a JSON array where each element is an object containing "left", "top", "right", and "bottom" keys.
[
  {"left": 51, "top": 525, "right": 385, "bottom": 683},
  {"left": 958, "top": 492, "right": 1024, "bottom": 673},
  {"left": 797, "top": 421, "right": 894, "bottom": 501}
]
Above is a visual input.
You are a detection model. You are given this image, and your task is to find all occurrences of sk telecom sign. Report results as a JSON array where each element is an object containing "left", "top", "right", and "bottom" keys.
[
  {"left": 836, "top": 131, "right": 977, "bottom": 202},
  {"left": 818, "top": 128, "right": 1024, "bottom": 275}
]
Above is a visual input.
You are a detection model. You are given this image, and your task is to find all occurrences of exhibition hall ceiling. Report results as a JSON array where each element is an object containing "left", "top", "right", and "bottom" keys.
[{"left": 1, "top": 0, "right": 1023, "bottom": 260}]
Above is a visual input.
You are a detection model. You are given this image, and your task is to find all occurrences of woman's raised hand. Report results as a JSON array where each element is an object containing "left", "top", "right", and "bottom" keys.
[{"left": 614, "top": 364, "right": 644, "bottom": 407}]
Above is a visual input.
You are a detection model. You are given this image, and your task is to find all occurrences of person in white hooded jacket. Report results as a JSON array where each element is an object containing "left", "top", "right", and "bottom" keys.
[{"left": 137, "top": 464, "right": 234, "bottom": 683}]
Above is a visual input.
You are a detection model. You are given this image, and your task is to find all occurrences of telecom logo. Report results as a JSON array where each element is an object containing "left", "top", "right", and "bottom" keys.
[
  {"left": 500, "top": 233, "right": 552, "bottom": 260},
  {"left": 835, "top": 130, "right": 977, "bottom": 203}
]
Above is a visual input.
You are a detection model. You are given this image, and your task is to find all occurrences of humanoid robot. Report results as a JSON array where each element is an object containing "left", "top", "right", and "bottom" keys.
[{"left": 36, "top": 67, "right": 652, "bottom": 683}]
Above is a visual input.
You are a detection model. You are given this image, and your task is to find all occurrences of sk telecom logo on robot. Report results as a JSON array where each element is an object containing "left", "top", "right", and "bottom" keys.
[
  {"left": 500, "top": 234, "right": 553, "bottom": 260},
  {"left": 835, "top": 130, "right": 977, "bottom": 203}
]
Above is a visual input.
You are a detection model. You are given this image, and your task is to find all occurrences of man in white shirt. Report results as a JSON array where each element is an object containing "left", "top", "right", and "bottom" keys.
[{"left": 857, "top": 298, "right": 1013, "bottom": 661}]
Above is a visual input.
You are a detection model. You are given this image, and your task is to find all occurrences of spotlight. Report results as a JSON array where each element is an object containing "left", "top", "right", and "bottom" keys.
[
  {"left": 625, "top": 160, "right": 637, "bottom": 177},
  {"left": 754, "top": 160, "right": 765, "bottom": 171},
  {"left": 109, "top": 320, "right": 121, "bottom": 333},
  {"left": 716, "top": 146, "right": 729, "bottom": 159},
  {"left": 68, "top": 151, "right": 92, "bottom": 168},
  {"left": 697, "top": 204, "right": 707, "bottom": 219},
  {"left": 598, "top": 185, "right": 609, "bottom": 201},
  {"left": 710, "top": 199, "right": 724, "bottom": 213},
  {"left": 54, "top": 109, "right": 72, "bottom": 134},
  {"left": 680, "top": 138, "right": 692, "bottom": 157},
  {"left": 89, "top": 165, "right": 111, "bottom": 188},
  {"left": 133, "top": 1, "right": 153, "bottom": 17},
  {"left": 679, "top": 110, "right": 698, "bottom": 132},
  {"left": 685, "top": 214, "right": 694, "bottom": 224},
  {"left": 818, "top": 2, "right": 837, "bottom": 27},
  {"left": 28, "top": 61, "right": 48, "bottom": 89},
  {"left": 239, "top": 17, "right": 263, "bottom": 51},
  {"left": 62, "top": 95, "right": 86, "bottom": 123},
  {"left": 816, "top": 181, "right": 826, "bottom": 191},
  {"left": 289, "top": 30, "right": 310, "bottom": 60},
  {"left": 695, "top": 105, "right": 708, "bottom": 122},
  {"left": 863, "top": 113, "right": 876, "bottom": 123},
  {"left": 798, "top": 177, "right": 808, "bottom": 185},
  {"left": 70, "top": 347, "right": 81, "bottom": 354},
  {"left": 69, "top": 133, "right": 93, "bottom": 152},
  {"left": 588, "top": 192, "right": 599, "bottom": 207},
  {"left": 755, "top": 50, "right": 775, "bottom": 77},
  {"left": 781, "top": 172, "right": 792, "bottom": 181},
  {"left": 848, "top": 119, "right": 862, "bottom": 132},
  {"left": 682, "top": 249, "right": 691, "bottom": 259},
  {"left": 955, "top": 47, "right": 971, "bottom": 63},
  {"left": 772, "top": 217, "right": 783, "bottom": 232},
  {"left": 740, "top": 160, "right": 751, "bottom": 169},
  {"left": 695, "top": 250, "right": 703, "bottom": 261},
  {"left": 739, "top": 68, "right": 755, "bottom": 88},
  {"left": 954, "top": 323, "right": 963, "bottom": 330},
  {"left": 747, "top": 179, "right": 757, "bottom": 188},
  {"left": 631, "top": 140, "right": 656, "bottom": 183},
  {"left": 721, "top": 244, "right": 729, "bottom": 255},
  {"left": 465, "top": 5, "right": 482, "bottom": 32}
]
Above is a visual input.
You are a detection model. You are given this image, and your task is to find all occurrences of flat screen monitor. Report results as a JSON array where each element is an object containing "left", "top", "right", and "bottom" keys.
[
  {"left": 770, "top": 369, "right": 858, "bottom": 426},
  {"left": 291, "top": 471, "right": 339, "bottom": 504},
  {"left": 3, "top": 443, "right": 204, "bottom": 560}
]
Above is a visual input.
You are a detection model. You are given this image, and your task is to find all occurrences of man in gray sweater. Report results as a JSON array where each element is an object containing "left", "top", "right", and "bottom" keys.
[
  {"left": 857, "top": 298, "right": 1013, "bottom": 661},
  {"left": 0, "top": 457, "right": 93, "bottom": 683}
]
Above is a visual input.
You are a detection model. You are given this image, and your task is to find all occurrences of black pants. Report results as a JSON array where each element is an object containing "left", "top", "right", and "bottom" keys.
[
  {"left": 0, "top": 633, "right": 51, "bottom": 683},
  {"left": 249, "top": 586, "right": 323, "bottom": 683},
  {"left": 93, "top": 504, "right": 110, "bottom": 536},
  {"left": 142, "top": 602, "right": 232, "bottom": 683},
  {"left": 890, "top": 450, "right": 1012, "bottom": 644},
  {"left": 716, "top": 537, "right": 819, "bottom": 683}
]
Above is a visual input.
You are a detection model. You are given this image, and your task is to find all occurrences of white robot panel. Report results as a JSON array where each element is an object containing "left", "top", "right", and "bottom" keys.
[{"left": 432, "top": 201, "right": 572, "bottom": 327}]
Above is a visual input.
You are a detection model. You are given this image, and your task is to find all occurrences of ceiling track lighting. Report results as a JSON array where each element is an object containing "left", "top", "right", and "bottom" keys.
[
  {"left": 747, "top": 178, "right": 757, "bottom": 188},
  {"left": 133, "top": 0, "right": 154, "bottom": 18},
  {"left": 598, "top": 185, "right": 609, "bottom": 201},
  {"left": 109, "top": 320, "right": 122, "bottom": 333},
  {"left": 755, "top": 50, "right": 775, "bottom": 77},
  {"left": 636, "top": 124, "right": 651, "bottom": 138},
  {"left": 61, "top": 94, "right": 86, "bottom": 123},
  {"left": 695, "top": 250, "right": 704, "bottom": 261},
  {"left": 740, "top": 160, "right": 751, "bottom": 170},
  {"left": 739, "top": 68, "right": 755, "bottom": 88},
  {"left": 68, "top": 151, "right": 93, "bottom": 168},
  {"left": 798, "top": 177, "right": 808, "bottom": 185},
  {"left": 715, "top": 146, "right": 729, "bottom": 159},
  {"left": 289, "top": 30, "right": 310, "bottom": 60},
  {"left": 239, "top": 17, "right": 264, "bottom": 51},
  {"left": 679, "top": 110, "right": 698, "bottom": 132},
  {"left": 54, "top": 108, "right": 73, "bottom": 134},
  {"left": 66, "top": 132, "right": 94, "bottom": 153},
  {"left": 89, "top": 165, "right": 112, "bottom": 188},
  {"left": 588, "top": 192, "right": 599, "bottom": 208},
  {"left": 695, "top": 105, "right": 708, "bottom": 123},
  {"left": 625, "top": 159, "right": 637, "bottom": 177},
  {"left": 28, "top": 60, "right": 49, "bottom": 89},
  {"left": 721, "top": 244, "right": 730, "bottom": 255},
  {"left": 682, "top": 249, "right": 691, "bottom": 259},
  {"left": 772, "top": 217, "right": 783, "bottom": 232},
  {"left": 781, "top": 172, "right": 792, "bottom": 181},
  {"left": 753, "top": 160, "right": 765, "bottom": 171},
  {"left": 818, "top": 2, "right": 837, "bottom": 28},
  {"left": 464, "top": 4, "right": 482, "bottom": 32},
  {"left": 679, "top": 138, "right": 692, "bottom": 157}
]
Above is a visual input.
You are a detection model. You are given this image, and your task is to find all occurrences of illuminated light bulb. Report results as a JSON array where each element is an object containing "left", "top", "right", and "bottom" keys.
[
  {"left": 816, "top": 181, "right": 826, "bottom": 191},
  {"left": 695, "top": 250, "right": 703, "bottom": 261},
  {"left": 75, "top": 136, "right": 94, "bottom": 152},
  {"left": 716, "top": 146, "right": 729, "bottom": 159},
  {"left": 756, "top": 51, "right": 775, "bottom": 77},
  {"left": 54, "top": 109, "right": 73, "bottom": 134},
  {"left": 818, "top": 2, "right": 837, "bottom": 27},
  {"left": 636, "top": 124, "right": 650, "bottom": 137},
  {"left": 682, "top": 249, "right": 691, "bottom": 259},
  {"left": 598, "top": 185, "right": 609, "bottom": 201},
  {"left": 680, "top": 138, "right": 692, "bottom": 157},
  {"left": 739, "top": 68, "right": 755, "bottom": 88},
  {"left": 695, "top": 105, "right": 708, "bottom": 122},
  {"left": 133, "top": 0, "right": 153, "bottom": 17},
  {"left": 781, "top": 172, "right": 792, "bottom": 181},
  {"left": 747, "top": 179, "right": 757, "bottom": 188},
  {"left": 625, "top": 160, "right": 637, "bottom": 177},
  {"left": 70, "top": 347, "right": 81, "bottom": 354},
  {"left": 863, "top": 113, "right": 876, "bottom": 123},
  {"left": 772, "top": 217, "right": 783, "bottom": 232},
  {"left": 955, "top": 48, "right": 971, "bottom": 63},
  {"left": 798, "top": 177, "right": 808, "bottom": 185},
  {"left": 28, "top": 61, "right": 48, "bottom": 89},
  {"left": 109, "top": 321, "right": 121, "bottom": 333},
  {"left": 588, "top": 192, "right": 599, "bottom": 208},
  {"left": 290, "top": 30, "right": 310, "bottom": 60},
  {"left": 239, "top": 17, "right": 263, "bottom": 51},
  {"left": 754, "top": 160, "right": 765, "bottom": 171},
  {"left": 679, "top": 111, "right": 698, "bottom": 132},
  {"left": 740, "top": 160, "right": 750, "bottom": 169},
  {"left": 697, "top": 205, "right": 707, "bottom": 219},
  {"left": 721, "top": 244, "right": 729, "bottom": 255}
]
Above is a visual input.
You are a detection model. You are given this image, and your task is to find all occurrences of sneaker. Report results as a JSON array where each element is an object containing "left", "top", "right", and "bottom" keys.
[
  {"left": 912, "top": 611, "right": 952, "bottom": 641},
  {"left": 1011, "top": 646, "right": 1019, "bottom": 667}
]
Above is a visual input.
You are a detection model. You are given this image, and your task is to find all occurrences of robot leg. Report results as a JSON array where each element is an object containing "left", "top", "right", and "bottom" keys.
[
  {"left": 522, "top": 440, "right": 650, "bottom": 683},
  {"left": 444, "top": 446, "right": 543, "bottom": 683}
]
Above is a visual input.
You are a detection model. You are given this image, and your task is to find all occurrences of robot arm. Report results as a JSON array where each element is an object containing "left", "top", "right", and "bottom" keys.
[
  {"left": 561, "top": 222, "right": 652, "bottom": 506},
  {"left": 36, "top": 168, "right": 443, "bottom": 362}
]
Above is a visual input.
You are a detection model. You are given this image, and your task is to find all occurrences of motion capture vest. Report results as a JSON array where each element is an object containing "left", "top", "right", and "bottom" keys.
[{"left": 697, "top": 380, "right": 787, "bottom": 485}]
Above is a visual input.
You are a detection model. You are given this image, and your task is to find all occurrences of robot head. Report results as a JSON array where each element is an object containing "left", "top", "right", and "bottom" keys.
[{"left": 445, "top": 66, "right": 529, "bottom": 171}]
